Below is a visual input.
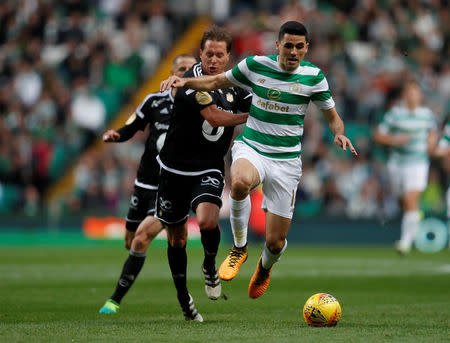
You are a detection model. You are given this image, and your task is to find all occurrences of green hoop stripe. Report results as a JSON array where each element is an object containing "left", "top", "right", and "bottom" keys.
[{"left": 243, "top": 126, "right": 301, "bottom": 147}]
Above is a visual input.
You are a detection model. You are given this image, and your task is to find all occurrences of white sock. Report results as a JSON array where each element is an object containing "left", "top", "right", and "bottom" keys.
[
  {"left": 261, "top": 240, "right": 287, "bottom": 269},
  {"left": 229, "top": 194, "right": 251, "bottom": 248},
  {"left": 399, "top": 211, "right": 421, "bottom": 247}
]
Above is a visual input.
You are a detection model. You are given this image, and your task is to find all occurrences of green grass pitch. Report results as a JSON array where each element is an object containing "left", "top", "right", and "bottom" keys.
[{"left": 1, "top": 243, "right": 449, "bottom": 342}]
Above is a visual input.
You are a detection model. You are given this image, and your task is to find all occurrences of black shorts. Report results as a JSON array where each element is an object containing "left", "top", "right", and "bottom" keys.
[
  {"left": 125, "top": 184, "right": 158, "bottom": 232},
  {"left": 155, "top": 169, "right": 224, "bottom": 226}
]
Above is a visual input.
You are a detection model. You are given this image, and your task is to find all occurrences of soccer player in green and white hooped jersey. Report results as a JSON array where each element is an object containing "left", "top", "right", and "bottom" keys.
[
  {"left": 374, "top": 80, "right": 438, "bottom": 254},
  {"left": 161, "top": 21, "right": 357, "bottom": 298},
  {"left": 433, "top": 119, "right": 450, "bottom": 234}
]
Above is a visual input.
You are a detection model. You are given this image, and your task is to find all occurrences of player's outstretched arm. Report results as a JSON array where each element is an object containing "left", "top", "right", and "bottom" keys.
[
  {"left": 201, "top": 105, "right": 248, "bottom": 127},
  {"left": 160, "top": 72, "right": 234, "bottom": 92},
  {"left": 102, "top": 129, "right": 121, "bottom": 142},
  {"left": 322, "top": 107, "right": 357, "bottom": 156},
  {"left": 103, "top": 113, "right": 142, "bottom": 143}
]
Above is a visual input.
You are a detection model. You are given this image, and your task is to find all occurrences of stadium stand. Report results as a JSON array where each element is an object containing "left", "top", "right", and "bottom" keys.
[
  {"left": 0, "top": 0, "right": 448, "bottom": 222},
  {"left": 0, "top": 0, "right": 187, "bottom": 215}
]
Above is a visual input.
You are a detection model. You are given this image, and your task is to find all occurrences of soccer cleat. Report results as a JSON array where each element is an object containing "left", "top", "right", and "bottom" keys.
[
  {"left": 181, "top": 294, "right": 203, "bottom": 322},
  {"left": 99, "top": 299, "right": 120, "bottom": 314},
  {"left": 395, "top": 240, "right": 411, "bottom": 255},
  {"left": 248, "top": 257, "right": 272, "bottom": 299},
  {"left": 202, "top": 264, "right": 221, "bottom": 300},
  {"left": 218, "top": 245, "right": 248, "bottom": 281}
]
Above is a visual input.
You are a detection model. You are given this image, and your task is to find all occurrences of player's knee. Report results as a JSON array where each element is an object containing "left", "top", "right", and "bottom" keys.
[
  {"left": 266, "top": 239, "right": 285, "bottom": 254},
  {"left": 167, "top": 229, "right": 187, "bottom": 247},
  {"left": 231, "top": 178, "right": 252, "bottom": 198},
  {"left": 168, "top": 236, "right": 187, "bottom": 247},
  {"left": 136, "top": 224, "right": 159, "bottom": 241},
  {"left": 197, "top": 217, "right": 217, "bottom": 231},
  {"left": 132, "top": 234, "right": 147, "bottom": 252}
]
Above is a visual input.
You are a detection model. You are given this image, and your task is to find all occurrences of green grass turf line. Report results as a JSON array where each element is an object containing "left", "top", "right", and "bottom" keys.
[
  {"left": 0, "top": 245, "right": 449, "bottom": 342},
  {"left": 0, "top": 231, "right": 201, "bottom": 247}
]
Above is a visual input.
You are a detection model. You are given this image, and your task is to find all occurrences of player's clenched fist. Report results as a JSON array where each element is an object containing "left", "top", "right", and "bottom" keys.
[{"left": 102, "top": 129, "right": 120, "bottom": 142}]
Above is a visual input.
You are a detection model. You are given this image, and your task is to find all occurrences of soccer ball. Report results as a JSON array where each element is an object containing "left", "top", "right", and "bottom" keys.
[{"left": 302, "top": 293, "right": 342, "bottom": 327}]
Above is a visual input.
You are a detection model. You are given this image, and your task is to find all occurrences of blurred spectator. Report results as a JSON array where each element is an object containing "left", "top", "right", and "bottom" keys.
[
  {"left": 13, "top": 56, "right": 42, "bottom": 107},
  {"left": 1, "top": 0, "right": 449, "bottom": 223},
  {"left": 0, "top": 0, "right": 184, "bottom": 215},
  {"left": 70, "top": 76, "right": 106, "bottom": 146}
]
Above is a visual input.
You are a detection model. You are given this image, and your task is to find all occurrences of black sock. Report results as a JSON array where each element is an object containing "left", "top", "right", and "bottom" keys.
[
  {"left": 110, "top": 250, "right": 146, "bottom": 304},
  {"left": 167, "top": 243, "right": 189, "bottom": 306},
  {"left": 200, "top": 226, "right": 220, "bottom": 270}
]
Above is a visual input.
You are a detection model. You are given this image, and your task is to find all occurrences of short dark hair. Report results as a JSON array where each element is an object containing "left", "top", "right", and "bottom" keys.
[
  {"left": 200, "top": 25, "right": 232, "bottom": 53},
  {"left": 172, "top": 54, "right": 196, "bottom": 68},
  {"left": 278, "top": 21, "right": 309, "bottom": 42}
]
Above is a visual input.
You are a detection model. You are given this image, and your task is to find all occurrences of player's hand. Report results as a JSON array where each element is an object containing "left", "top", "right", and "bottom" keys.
[
  {"left": 394, "top": 134, "right": 409, "bottom": 146},
  {"left": 124, "top": 229, "right": 135, "bottom": 250},
  {"left": 102, "top": 129, "right": 120, "bottom": 142},
  {"left": 334, "top": 134, "right": 358, "bottom": 156},
  {"left": 160, "top": 75, "right": 185, "bottom": 92}
]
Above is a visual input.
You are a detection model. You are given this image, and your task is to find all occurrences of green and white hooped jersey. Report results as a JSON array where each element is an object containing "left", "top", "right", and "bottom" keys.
[
  {"left": 225, "top": 55, "right": 335, "bottom": 159},
  {"left": 438, "top": 120, "right": 450, "bottom": 149},
  {"left": 377, "top": 105, "right": 437, "bottom": 165}
]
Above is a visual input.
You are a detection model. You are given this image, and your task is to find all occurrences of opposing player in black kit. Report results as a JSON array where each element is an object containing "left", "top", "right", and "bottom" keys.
[
  {"left": 155, "top": 26, "right": 251, "bottom": 322},
  {"left": 99, "top": 55, "right": 197, "bottom": 314}
]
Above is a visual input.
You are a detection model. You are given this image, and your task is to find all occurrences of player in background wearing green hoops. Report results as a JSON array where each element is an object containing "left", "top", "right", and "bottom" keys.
[
  {"left": 375, "top": 80, "right": 438, "bottom": 254},
  {"left": 161, "top": 21, "right": 357, "bottom": 298},
  {"left": 433, "top": 118, "right": 450, "bottom": 238}
]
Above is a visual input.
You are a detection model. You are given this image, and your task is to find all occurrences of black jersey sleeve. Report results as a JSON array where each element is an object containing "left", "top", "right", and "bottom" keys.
[
  {"left": 181, "top": 89, "right": 218, "bottom": 113},
  {"left": 136, "top": 94, "right": 160, "bottom": 125},
  {"left": 176, "top": 63, "right": 219, "bottom": 113},
  {"left": 115, "top": 112, "right": 147, "bottom": 142},
  {"left": 116, "top": 92, "right": 165, "bottom": 142},
  {"left": 235, "top": 88, "right": 252, "bottom": 113}
]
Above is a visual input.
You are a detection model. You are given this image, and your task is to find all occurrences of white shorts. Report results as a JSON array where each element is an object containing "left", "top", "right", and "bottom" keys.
[
  {"left": 387, "top": 162, "right": 429, "bottom": 197},
  {"left": 231, "top": 141, "right": 302, "bottom": 219}
]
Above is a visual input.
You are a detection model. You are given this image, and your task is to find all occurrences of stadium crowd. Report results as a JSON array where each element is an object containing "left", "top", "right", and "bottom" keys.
[
  {"left": 0, "top": 0, "right": 182, "bottom": 214},
  {"left": 1, "top": 0, "right": 449, "bottom": 221}
]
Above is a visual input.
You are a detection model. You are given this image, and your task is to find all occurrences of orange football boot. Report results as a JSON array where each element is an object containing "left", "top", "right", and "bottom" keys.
[
  {"left": 248, "top": 256, "right": 272, "bottom": 299},
  {"left": 218, "top": 245, "right": 248, "bottom": 281}
]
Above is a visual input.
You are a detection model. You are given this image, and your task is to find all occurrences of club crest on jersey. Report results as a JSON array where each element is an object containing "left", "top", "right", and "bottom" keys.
[
  {"left": 195, "top": 91, "right": 213, "bottom": 105},
  {"left": 290, "top": 83, "right": 302, "bottom": 94},
  {"left": 226, "top": 93, "right": 234, "bottom": 102},
  {"left": 267, "top": 88, "right": 282, "bottom": 101},
  {"left": 125, "top": 113, "right": 137, "bottom": 125}
]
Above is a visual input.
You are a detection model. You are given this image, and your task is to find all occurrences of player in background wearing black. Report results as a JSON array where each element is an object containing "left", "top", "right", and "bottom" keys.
[
  {"left": 99, "top": 55, "right": 197, "bottom": 314},
  {"left": 155, "top": 26, "right": 252, "bottom": 322}
]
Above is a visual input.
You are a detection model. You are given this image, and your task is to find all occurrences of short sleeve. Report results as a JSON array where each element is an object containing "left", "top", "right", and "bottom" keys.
[
  {"left": 225, "top": 58, "right": 253, "bottom": 92},
  {"left": 310, "top": 71, "right": 335, "bottom": 110},
  {"left": 177, "top": 87, "right": 217, "bottom": 113}
]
